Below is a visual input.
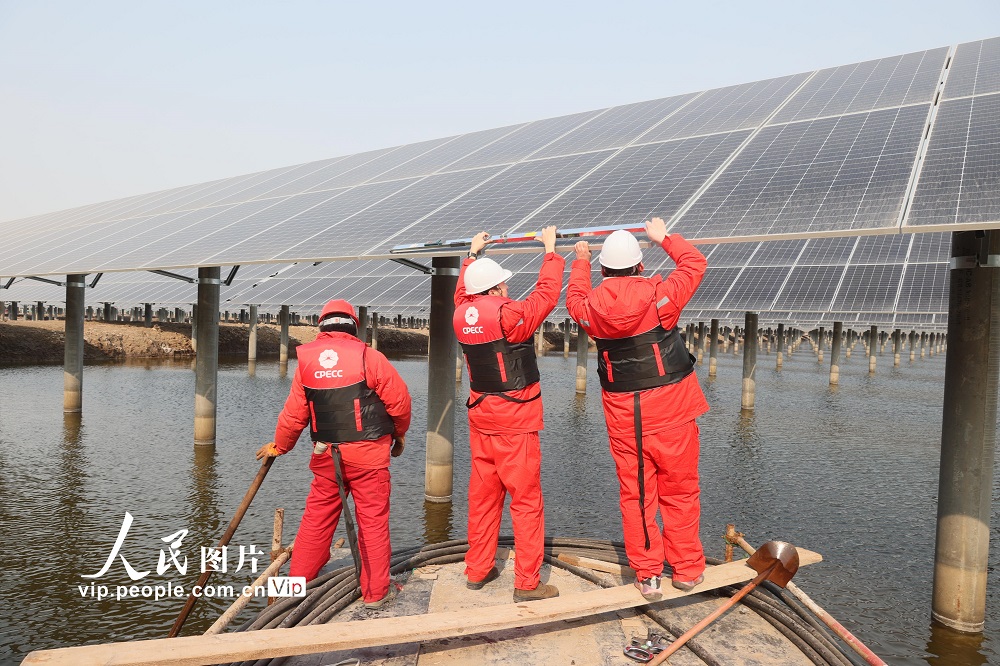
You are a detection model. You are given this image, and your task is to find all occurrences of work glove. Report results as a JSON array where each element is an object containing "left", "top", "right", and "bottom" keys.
[
  {"left": 391, "top": 435, "right": 405, "bottom": 458},
  {"left": 255, "top": 441, "right": 283, "bottom": 461}
]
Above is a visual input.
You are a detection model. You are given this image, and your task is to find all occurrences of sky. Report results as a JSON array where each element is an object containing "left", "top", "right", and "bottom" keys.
[{"left": 0, "top": 0, "right": 997, "bottom": 223}]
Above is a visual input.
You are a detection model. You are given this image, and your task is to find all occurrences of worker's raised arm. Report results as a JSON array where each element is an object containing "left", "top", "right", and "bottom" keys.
[
  {"left": 499, "top": 226, "right": 565, "bottom": 343},
  {"left": 565, "top": 241, "right": 594, "bottom": 334},
  {"left": 648, "top": 218, "right": 706, "bottom": 329},
  {"left": 454, "top": 232, "right": 491, "bottom": 305}
]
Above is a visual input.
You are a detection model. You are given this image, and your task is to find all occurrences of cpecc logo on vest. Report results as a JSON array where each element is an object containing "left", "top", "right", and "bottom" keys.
[
  {"left": 463, "top": 306, "right": 484, "bottom": 334},
  {"left": 319, "top": 349, "right": 339, "bottom": 368},
  {"left": 315, "top": 349, "right": 344, "bottom": 379}
]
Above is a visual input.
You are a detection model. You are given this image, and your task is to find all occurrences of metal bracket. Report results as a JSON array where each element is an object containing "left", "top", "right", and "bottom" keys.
[
  {"left": 224, "top": 265, "right": 240, "bottom": 286},
  {"left": 149, "top": 270, "right": 197, "bottom": 283},
  {"left": 25, "top": 276, "right": 66, "bottom": 287},
  {"left": 1, "top": 277, "right": 13, "bottom": 289},
  {"left": 431, "top": 267, "right": 461, "bottom": 276},
  {"left": 949, "top": 255, "right": 1000, "bottom": 269},
  {"left": 89, "top": 273, "right": 103, "bottom": 288},
  {"left": 390, "top": 258, "right": 433, "bottom": 275}
]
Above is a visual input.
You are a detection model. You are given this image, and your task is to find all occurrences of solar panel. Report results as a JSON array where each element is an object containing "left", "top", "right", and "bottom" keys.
[
  {"left": 367, "top": 151, "right": 614, "bottom": 254},
  {"left": 4, "top": 208, "right": 208, "bottom": 276},
  {"left": 302, "top": 137, "right": 453, "bottom": 191},
  {"left": 157, "top": 190, "right": 351, "bottom": 267},
  {"left": 527, "top": 132, "right": 750, "bottom": 230},
  {"left": 942, "top": 36, "right": 1000, "bottom": 99},
  {"left": 368, "top": 126, "right": 523, "bottom": 182},
  {"left": 905, "top": 95, "right": 1000, "bottom": 228},
  {"left": 253, "top": 149, "right": 397, "bottom": 199},
  {"left": 850, "top": 234, "right": 912, "bottom": 264},
  {"left": 718, "top": 266, "right": 791, "bottom": 310},
  {"left": 770, "top": 265, "right": 847, "bottom": 310},
  {"left": 687, "top": 266, "right": 745, "bottom": 308},
  {"left": 437, "top": 111, "right": 603, "bottom": 171},
  {"left": 324, "top": 167, "right": 505, "bottom": 258},
  {"left": 198, "top": 179, "right": 419, "bottom": 264},
  {"left": 895, "top": 262, "right": 950, "bottom": 313},
  {"left": 771, "top": 48, "right": 946, "bottom": 123},
  {"left": 639, "top": 75, "right": 810, "bottom": 143},
  {"left": 831, "top": 264, "right": 905, "bottom": 311},
  {"left": 531, "top": 94, "right": 696, "bottom": 158},
  {"left": 795, "top": 237, "right": 858, "bottom": 265},
  {"left": 673, "top": 105, "right": 929, "bottom": 238}
]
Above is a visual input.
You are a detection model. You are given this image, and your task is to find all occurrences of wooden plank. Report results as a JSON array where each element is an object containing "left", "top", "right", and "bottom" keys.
[
  {"left": 557, "top": 554, "right": 634, "bottom": 577},
  {"left": 21, "top": 548, "right": 822, "bottom": 666}
]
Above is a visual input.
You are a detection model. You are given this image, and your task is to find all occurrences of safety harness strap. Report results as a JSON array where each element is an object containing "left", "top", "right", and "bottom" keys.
[{"left": 634, "top": 391, "right": 650, "bottom": 550}]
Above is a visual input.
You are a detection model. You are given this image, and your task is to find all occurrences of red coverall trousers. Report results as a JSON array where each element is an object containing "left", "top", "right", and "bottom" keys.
[
  {"left": 288, "top": 455, "right": 392, "bottom": 604},
  {"left": 465, "top": 430, "right": 545, "bottom": 590},
  {"left": 608, "top": 420, "right": 704, "bottom": 582}
]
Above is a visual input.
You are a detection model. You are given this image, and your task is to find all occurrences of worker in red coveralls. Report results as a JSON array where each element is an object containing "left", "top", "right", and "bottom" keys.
[
  {"left": 256, "top": 299, "right": 411, "bottom": 609},
  {"left": 453, "top": 225, "right": 564, "bottom": 602},
  {"left": 566, "top": 217, "right": 709, "bottom": 601}
]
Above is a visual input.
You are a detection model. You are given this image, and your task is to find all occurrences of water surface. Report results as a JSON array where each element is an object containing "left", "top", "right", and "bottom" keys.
[{"left": 0, "top": 347, "right": 996, "bottom": 665}]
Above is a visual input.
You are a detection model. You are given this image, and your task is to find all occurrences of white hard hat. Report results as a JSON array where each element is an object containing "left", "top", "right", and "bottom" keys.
[
  {"left": 464, "top": 258, "right": 514, "bottom": 294},
  {"left": 598, "top": 229, "right": 643, "bottom": 269}
]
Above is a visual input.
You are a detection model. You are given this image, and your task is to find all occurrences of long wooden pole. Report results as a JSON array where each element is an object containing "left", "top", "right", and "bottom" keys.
[
  {"left": 204, "top": 541, "right": 294, "bottom": 635},
  {"left": 167, "top": 457, "right": 275, "bottom": 638}
]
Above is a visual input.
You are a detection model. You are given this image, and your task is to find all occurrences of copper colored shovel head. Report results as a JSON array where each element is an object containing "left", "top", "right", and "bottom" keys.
[{"left": 747, "top": 540, "right": 799, "bottom": 587}]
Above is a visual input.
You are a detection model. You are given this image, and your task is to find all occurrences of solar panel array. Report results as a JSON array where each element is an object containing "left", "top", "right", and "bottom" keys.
[{"left": 3, "top": 37, "right": 998, "bottom": 330}]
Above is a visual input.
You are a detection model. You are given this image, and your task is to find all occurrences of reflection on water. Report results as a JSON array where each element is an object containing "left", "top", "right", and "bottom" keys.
[
  {"left": 926, "top": 622, "right": 987, "bottom": 666},
  {"left": 0, "top": 352, "right": 996, "bottom": 665},
  {"left": 423, "top": 501, "right": 454, "bottom": 544}
]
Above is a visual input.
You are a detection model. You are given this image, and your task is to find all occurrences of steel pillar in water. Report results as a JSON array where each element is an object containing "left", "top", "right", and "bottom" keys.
[
  {"left": 775, "top": 322, "right": 784, "bottom": 370},
  {"left": 194, "top": 267, "right": 220, "bottom": 445},
  {"left": 248, "top": 304, "right": 258, "bottom": 361},
  {"left": 709, "top": 318, "right": 719, "bottom": 377},
  {"left": 869, "top": 325, "right": 877, "bottom": 374},
  {"left": 741, "top": 312, "right": 758, "bottom": 411},
  {"left": 279, "top": 305, "right": 290, "bottom": 364},
  {"left": 576, "top": 325, "right": 589, "bottom": 393},
  {"left": 830, "top": 321, "right": 843, "bottom": 386},
  {"left": 63, "top": 275, "right": 86, "bottom": 413},
  {"left": 933, "top": 231, "right": 1000, "bottom": 633},
  {"left": 425, "top": 257, "right": 459, "bottom": 503},
  {"left": 563, "top": 317, "right": 571, "bottom": 358}
]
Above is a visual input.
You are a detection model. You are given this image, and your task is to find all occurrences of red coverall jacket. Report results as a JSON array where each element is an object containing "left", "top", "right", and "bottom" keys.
[
  {"left": 565, "top": 235, "right": 709, "bottom": 432},
  {"left": 455, "top": 252, "right": 566, "bottom": 433},
  {"left": 274, "top": 331, "right": 412, "bottom": 467}
]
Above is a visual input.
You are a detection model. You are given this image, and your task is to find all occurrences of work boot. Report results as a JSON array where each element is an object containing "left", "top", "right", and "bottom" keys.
[
  {"left": 513, "top": 582, "right": 559, "bottom": 601},
  {"left": 466, "top": 566, "right": 500, "bottom": 590},
  {"left": 364, "top": 583, "right": 398, "bottom": 610},
  {"left": 671, "top": 574, "right": 704, "bottom": 592},
  {"left": 634, "top": 575, "right": 663, "bottom": 601}
]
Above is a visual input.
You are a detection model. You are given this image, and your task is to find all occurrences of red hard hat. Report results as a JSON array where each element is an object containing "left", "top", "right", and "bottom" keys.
[{"left": 319, "top": 299, "right": 359, "bottom": 327}]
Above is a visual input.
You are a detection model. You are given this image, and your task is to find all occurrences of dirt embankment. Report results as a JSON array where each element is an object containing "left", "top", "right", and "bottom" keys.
[{"left": 0, "top": 320, "right": 432, "bottom": 365}]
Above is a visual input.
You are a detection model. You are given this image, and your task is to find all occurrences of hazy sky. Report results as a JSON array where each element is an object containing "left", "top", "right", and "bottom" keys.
[{"left": 0, "top": 1, "right": 997, "bottom": 223}]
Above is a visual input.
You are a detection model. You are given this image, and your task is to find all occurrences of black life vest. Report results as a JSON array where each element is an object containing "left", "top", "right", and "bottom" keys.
[
  {"left": 595, "top": 324, "right": 695, "bottom": 393},
  {"left": 454, "top": 295, "right": 541, "bottom": 395},
  {"left": 298, "top": 337, "right": 394, "bottom": 442}
]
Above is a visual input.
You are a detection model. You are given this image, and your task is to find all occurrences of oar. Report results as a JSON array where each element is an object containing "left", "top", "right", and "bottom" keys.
[
  {"left": 647, "top": 540, "right": 800, "bottom": 665},
  {"left": 167, "top": 456, "right": 275, "bottom": 638},
  {"left": 329, "top": 443, "right": 363, "bottom": 582}
]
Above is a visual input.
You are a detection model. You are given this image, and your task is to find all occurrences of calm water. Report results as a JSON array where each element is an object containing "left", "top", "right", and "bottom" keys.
[{"left": 0, "top": 345, "right": 997, "bottom": 665}]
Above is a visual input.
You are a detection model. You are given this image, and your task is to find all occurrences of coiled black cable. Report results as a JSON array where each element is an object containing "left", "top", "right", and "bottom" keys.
[{"left": 222, "top": 537, "right": 862, "bottom": 666}]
